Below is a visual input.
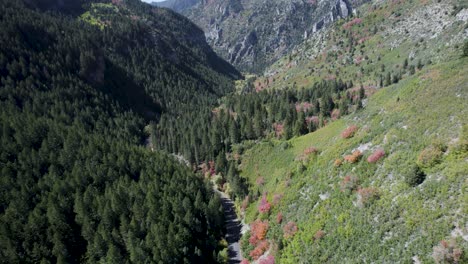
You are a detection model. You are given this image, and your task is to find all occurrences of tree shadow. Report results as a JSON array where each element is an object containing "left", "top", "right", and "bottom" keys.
[{"left": 220, "top": 196, "right": 242, "bottom": 263}]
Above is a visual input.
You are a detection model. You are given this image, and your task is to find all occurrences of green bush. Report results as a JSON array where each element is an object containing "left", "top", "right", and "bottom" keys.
[
  {"left": 417, "top": 146, "right": 444, "bottom": 168},
  {"left": 405, "top": 165, "right": 426, "bottom": 187}
]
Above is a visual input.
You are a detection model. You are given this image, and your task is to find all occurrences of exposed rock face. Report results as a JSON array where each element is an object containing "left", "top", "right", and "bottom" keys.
[{"left": 182, "top": 0, "right": 366, "bottom": 73}]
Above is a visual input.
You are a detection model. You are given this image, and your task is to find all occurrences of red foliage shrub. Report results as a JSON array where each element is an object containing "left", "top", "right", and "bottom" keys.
[
  {"left": 240, "top": 259, "right": 250, "bottom": 264},
  {"left": 259, "top": 255, "right": 275, "bottom": 264},
  {"left": 340, "top": 175, "right": 359, "bottom": 193},
  {"left": 297, "top": 146, "right": 319, "bottom": 161},
  {"left": 367, "top": 148, "right": 385, "bottom": 163},
  {"left": 276, "top": 212, "right": 283, "bottom": 224},
  {"left": 344, "top": 150, "right": 362, "bottom": 163},
  {"left": 343, "top": 18, "right": 363, "bottom": 29},
  {"left": 313, "top": 230, "right": 326, "bottom": 241},
  {"left": 341, "top": 125, "right": 359, "bottom": 139},
  {"left": 433, "top": 239, "right": 463, "bottom": 263},
  {"left": 258, "top": 194, "right": 271, "bottom": 214},
  {"left": 283, "top": 221, "right": 298, "bottom": 239},
  {"left": 249, "top": 240, "right": 269, "bottom": 260},
  {"left": 304, "top": 146, "right": 319, "bottom": 155},
  {"left": 250, "top": 220, "right": 269, "bottom": 245},
  {"left": 356, "top": 187, "right": 380, "bottom": 207}
]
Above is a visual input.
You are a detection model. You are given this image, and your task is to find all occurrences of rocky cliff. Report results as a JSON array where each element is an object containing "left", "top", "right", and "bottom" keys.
[{"left": 183, "top": 0, "right": 367, "bottom": 73}]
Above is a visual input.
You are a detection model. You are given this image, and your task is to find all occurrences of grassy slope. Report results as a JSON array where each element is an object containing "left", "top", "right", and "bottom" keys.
[{"left": 239, "top": 56, "right": 468, "bottom": 262}]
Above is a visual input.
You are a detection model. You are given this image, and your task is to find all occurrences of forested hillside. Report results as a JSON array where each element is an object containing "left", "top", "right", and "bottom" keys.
[{"left": 0, "top": 0, "right": 237, "bottom": 262}]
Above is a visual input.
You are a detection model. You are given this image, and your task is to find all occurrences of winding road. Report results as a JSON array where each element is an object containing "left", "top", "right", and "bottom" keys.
[{"left": 216, "top": 190, "right": 243, "bottom": 264}]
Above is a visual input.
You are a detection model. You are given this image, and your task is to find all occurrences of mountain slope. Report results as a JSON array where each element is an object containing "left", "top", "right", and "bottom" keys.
[
  {"left": 259, "top": 0, "right": 467, "bottom": 92},
  {"left": 183, "top": 0, "right": 366, "bottom": 73},
  {"left": 231, "top": 0, "right": 468, "bottom": 262},
  {"left": 239, "top": 54, "right": 468, "bottom": 264}
]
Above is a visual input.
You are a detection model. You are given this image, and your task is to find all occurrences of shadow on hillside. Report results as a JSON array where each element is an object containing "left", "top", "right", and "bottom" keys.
[{"left": 220, "top": 196, "right": 242, "bottom": 264}]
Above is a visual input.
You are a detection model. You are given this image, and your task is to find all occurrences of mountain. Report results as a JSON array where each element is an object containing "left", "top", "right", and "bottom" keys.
[
  {"left": 0, "top": 0, "right": 239, "bottom": 262},
  {"left": 152, "top": 0, "right": 199, "bottom": 12},
  {"left": 182, "top": 0, "right": 368, "bottom": 73},
  {"left": 232, "top": 0, "right": 468, "bottom": 262},
  {"left": 1, "top": 0, "right": 467, "bottom": 263}
]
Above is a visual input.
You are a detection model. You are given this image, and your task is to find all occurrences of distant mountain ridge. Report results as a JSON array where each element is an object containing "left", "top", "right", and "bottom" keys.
[{"left": 177, "top": 0, "right": 368, "bottom": 73}]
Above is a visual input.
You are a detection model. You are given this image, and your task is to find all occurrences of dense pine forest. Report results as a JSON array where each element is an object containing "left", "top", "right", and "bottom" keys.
[{"left": 0, "top": 0, "right": 238, "bottom": 262}]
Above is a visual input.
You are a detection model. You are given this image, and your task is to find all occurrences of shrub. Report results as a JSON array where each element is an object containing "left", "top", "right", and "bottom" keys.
[
  {"left": 258, "top": 193, "right": 271, "bottom": 214},
  {"left": 341, "top": 125, "right": 358, "bottom": 139},
  {"left": 276, "top": 212, "right": 283, "bottom": 224},
  {"left": 217, "top": 248, "right": 228, "bottom": 263},
  {"left": 296, "top": 163, "right": 306, "bottom": 173},
  {"left": 432, "top": 239, "right": 463, "bottom": 263},
  {"left": 334, "top": 158, "right": 343, "bottom": 167},
  {"left": 249, "top": 240, "right": 269, "bottom": 260},
  {"left": 340, "top": 175, "right": 359, "bottom": 193},
  {"left": 240, "top": 259, "right": 250, "bottom": 264},
  {"left": 367, "top": 148, "right": 385, "bottom": 163},
  {"left": 283, "top": 221, "right": 298, "bottom": 239},
  {"left": 304, "top": 146, "right": 319, "bottom": 155},
  {"left": 417, "top": 146, "right": 444, "bottom": 168},
  {"left": 331, "top": 109, "right": 341, "bottom": 120},
  {"left": 249, "top": 220, "right": 269, "bottom": 245},
  {"left": 405, "top": 165, "right": 426, "bottom": 187},
  {"left": 356, "top": 187, "right": 380, "bottom": 208},
  {"left": 313, "top": 230, "right": 326, "bottom": 241},
  {"left": 279, "top": 141, "right": 290, "bottom": 150},
  {"left": 344, "top": 150, "right": 362, "bottom": 163}
]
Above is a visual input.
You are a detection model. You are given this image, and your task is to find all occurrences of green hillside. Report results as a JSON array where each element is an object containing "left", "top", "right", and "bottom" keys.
[
  {"left": 238, "top": 50, "right": 467, "bottom": 263},
  {"left": 240, "top": 55, "right": 468, "bottom": 263},
  {"left": 233, "top": 0, "right": 468, "bottom": 263}
]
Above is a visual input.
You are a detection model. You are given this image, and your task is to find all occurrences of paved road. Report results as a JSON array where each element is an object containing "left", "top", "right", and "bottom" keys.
[{"left": 216, "top": 190, "right": 243, "bottom": 264}]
